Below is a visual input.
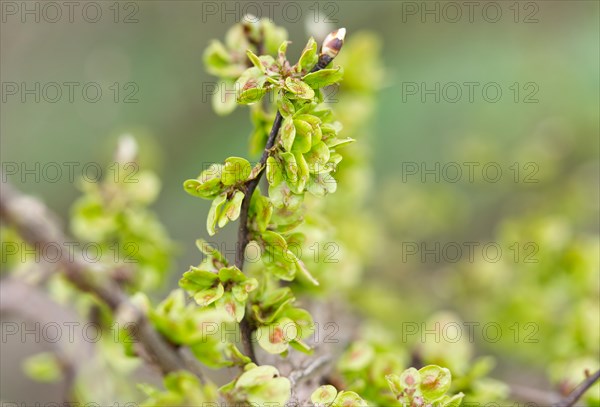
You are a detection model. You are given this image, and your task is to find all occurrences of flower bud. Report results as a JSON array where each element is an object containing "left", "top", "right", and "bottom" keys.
[{"left": 321, "top": 28, "right": 346, "bottom": 60}]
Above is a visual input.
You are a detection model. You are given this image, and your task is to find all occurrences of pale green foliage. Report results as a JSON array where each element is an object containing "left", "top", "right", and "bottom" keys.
[
  {"left": 179, "top": 240, "right": 258, "bottom": 321},
  {"left": 311, "top": 385, "right": 367, "bottom": 407},
  {"left": 140, "top": 371, "right": 218, "bottom": 406},
  {"left": 70, "top": 149, "right": 174, "bottom": 291},
  {"left": 188, "top": 17, "right": 352, "bottom": 361},
  {"left": 9, "top": 17, "right": 485, "bottom": 407},
  {"left": 385, "top": 366, "right": 464, "bottom": 407},
  {"left": 220, "top": 364, "right": 291, "bottom": 405},
  {"left": 22, "top": 352, "right": 63, "bottom": 383}
]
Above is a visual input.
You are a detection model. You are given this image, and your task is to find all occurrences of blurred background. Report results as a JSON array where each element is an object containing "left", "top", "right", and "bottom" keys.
[{"left": 1, "top": 0, "right": 599, "bottom": 404}]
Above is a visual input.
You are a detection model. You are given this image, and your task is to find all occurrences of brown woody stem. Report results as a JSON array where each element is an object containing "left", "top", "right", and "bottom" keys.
[{"left": 234, "top": 29, "right": 346, "bottom": 364}]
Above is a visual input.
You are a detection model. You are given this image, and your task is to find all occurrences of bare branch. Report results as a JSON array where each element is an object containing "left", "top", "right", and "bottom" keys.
[{"left": 554, "top": 370, "right": 600, "bottom": 407}]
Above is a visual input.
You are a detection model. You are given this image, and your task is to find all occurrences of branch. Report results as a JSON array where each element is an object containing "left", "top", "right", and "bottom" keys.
[
  {"left": 289, "top": 354, "right": 332, "bottom": 385},
  {"left": 235, "top": 28, "right": 347, "bottom": 364},
  {"left": 554, "top": 370, "right": 600, "bottom": 407},
  {"left": 0, "top": 277, "right": 92, "bottom": 403},
  {"left": 510, "top": 383, "right": 561, "bottom": 405},
  {"left": 0, "top": 180, "right": 201, "bottom": 380}
]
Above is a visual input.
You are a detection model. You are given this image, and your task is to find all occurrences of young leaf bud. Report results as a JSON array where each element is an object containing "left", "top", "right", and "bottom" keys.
[
  {"left": 313, "top": 28, "right": 346, "bottom": 71},
  {"left": 321, "top": 27, "right": 346, "bottom": 60}
]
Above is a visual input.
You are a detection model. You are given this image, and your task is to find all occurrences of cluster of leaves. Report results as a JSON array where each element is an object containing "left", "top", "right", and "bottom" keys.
[
  {"left": 311, "top": 385, "right": 367, "bottom": 406},
  {"left": 220, "top": 364, "right": 291, "bottom": 405},
  {"left": 180, "top": 239, "right": 257, "bottom": 321},
  {"left": 182, "top": 16, "right": 352, "bottom": 363},
  {"left": 385, "top": 365, "right": 464, "bottom": 407},
  {"left": 70, "top": 146, "right": 174, "bottom": 291},
  {"left": 310, "top": 365, "right": 464, "bottom": 407},
  {"left": 140, "top": 371, "right": 218, "bottom": 406},
  {"left": 335, "top": 310, "right": 510, "bottom": 402},
  {"left": 204, "top": 17, "right": 286, "bottom": 116},
  {"left": 10, "top": 17, "right": 477, "bottom": 407},
  {"left": 11, "top": 142, "right": 178, "bottom": 402}
]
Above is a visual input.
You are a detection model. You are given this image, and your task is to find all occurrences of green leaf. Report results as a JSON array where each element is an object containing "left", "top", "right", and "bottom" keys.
[
  {"left": 217, "top": 265, "right": 245, "bottom": 283},
  {"left": 308, "top": 173, "right": 337, "bottom": 196},
  {"left": 294, "top": 255, "right": 319, "bottom": 286},
  {"left": 269, "top": 181, "right": 303, "bottom": 210},
  {"left": 195, "top": 239, "right": 228, "bottom": 266},
  {"left": 280, "top": 116, "right": 296, "bottom": 151},
  {"left": 297, "top": 37, "right": 318, "bottom": 73},
  {"left": 231, "top": 278, "right": 258, "bottom": 302},
  {"left": 277, "top": 95, "right": 295, "bottom": 118},
  {"left": 222, "top": 157, "right": 252, "bottom": 186},
  {"left": 246, "top": 377, "right": 291, "bottom": 406},
  {"left": 236, "top": 365, "right": 280, "bottom": 388},
  {"left": 266, "top": 156, "right": 284, "bottom": 186},
  {"left": 183, "top": 164, "right": 224, "bottom": 199},
  {"left": 292, "top": 120, "right": 313, "bottom": 153},
  {"left": 332, "top": 391, "right": 367, "bottom": 407},
  {"left": 280, "top": 152, "right": 299, "bottom": 185},
  {"left": 215, "top": 291, "right": 245, "bottom": 322},
  {"left": 303, "top": 67, "right": 344, "bottom": 88},
  {"left": 180, "top": 267, "right": 219, "bottom": 290},
  {"left": 440, "top": 393, "right": 465, "bottom": 407},
  {"left": 22, "top": 352, "right": 62, "bottom": 383},
  {"left": 325, "top": 137, "right": 355, "bottom": 149},
  {"left": 294, "top": 113, "right": 321, "bottom": 126},
  {"left": 238, "top": 87, "right": 267, "bottom": 105},
  {"left": 311, "top": 385, "right": 338, "bottom": 406},
  {"left": 203, "top": 40, "right": 237, "bottom": 77},
  {"left": 218, "top": 190, "right": 244, "bottom": 228},
  {"left": 305, "top": 141, "right": 331, "bottom": 173},
  {"left": 193, "top": 284, "right": 225, "bottom": 307},
  {"left": 282, "top": 307, "right": 315, "bottom": 338},
  {"left": 253, "top": 287, "right": 295, "bottom": 324},
  {"left": 278, "top": 40, "right": 290, "bottom": 63},
  {"left": 338, "top": 341, "right": 375, "bottom": 371},
  {"left": 249, "top": 190, "right": 273, "bottom": 232},
  {"left": 285, "top": 77, "right": 315, "bottom": 100},
  {"left": 256, "top": 317, "right": 298, "bottom": 354},
  {"left": 212, "top": 81, "right": 238, "bottom": 116},
  {"left": 289, "top": 338, "right": 313, "bottom": 354},
  {"left": 419, "top": 365, "right": 452, "bottom": 400},
  {"left": 246, "top": 49, "right": 265, "bottom": 73},
  {"left": 207, "top": 194, "right": 227, "bottom": 236},
  {"left": 226, "top": 343, "right": 252, "bottom": 367},
  {"left": 262, "top": 230, "right": 287, "bottom": 251},
  {"left": 292, "top": 152, "right": 309, "bottom": 193}
]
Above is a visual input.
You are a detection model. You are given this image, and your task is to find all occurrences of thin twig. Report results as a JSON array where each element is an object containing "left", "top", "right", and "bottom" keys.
[
  {"left": 0, "top": 180, "right": 201, "bottom": 380},
  {"left": 289, "top": 355, "right": 332, "bottom": 385},
  {"left": 235, "top": 29, "right": 347, "bottom": 365},
  {"left": 554, "top": 370, "right": 600, "bottom": 407}
]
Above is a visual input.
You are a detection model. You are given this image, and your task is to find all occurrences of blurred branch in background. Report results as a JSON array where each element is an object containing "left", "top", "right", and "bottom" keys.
[
  {"left": 555, "top": 370, "right": 600, "bottom": 407},
  {"left": 0, "top": 177, "right": 198, "bottom": 379}
]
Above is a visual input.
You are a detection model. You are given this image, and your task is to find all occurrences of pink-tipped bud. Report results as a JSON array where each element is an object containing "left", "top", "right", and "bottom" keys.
[{"left": 321, "top": 28, "right": 346, "bottom": 60}]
